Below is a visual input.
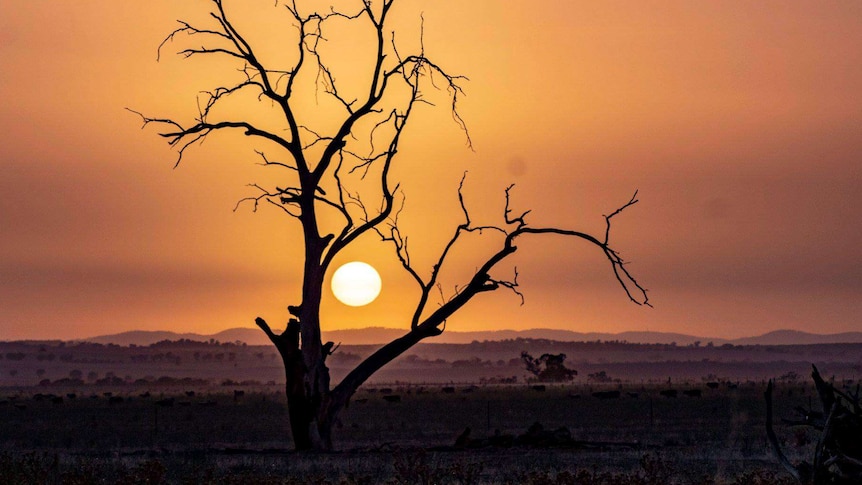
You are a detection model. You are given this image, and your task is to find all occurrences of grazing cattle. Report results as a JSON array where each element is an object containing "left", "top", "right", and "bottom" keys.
[
  {"left": 441, "top": 386, "right": 456, "bottom": 394},
  {"left": 567, "top": 393, "right": 581, "bottom": 399},
  {"left": 531, "top": 385, "right": 546, "bottom": 392},
  {"left": 706, "top": 382, "right": 720, "bottom": 389},
  {"left": 66, "top": 393, "right": 77, "bottom": 400},
  {"left": 592, "top": 390, "right": 621, "bottom": 400},
  {"left": 353, "top": 398, "right": 368, "bottom": 404},
  {"left": 233, "top": 390, "right": 245, "bottom": 401},
  {"left": 379, "top": 388, "right": 393, "bottom": 395},
  {"left": 197, "top": 400, "right": 217, "bottom": 407},
  {"left": 155, "top": 398, "right": 175, "bottom": 407},
  {"left": 382, "top": 394, "right": 401, "bottom": 403},
  {"left": 683, "top": 389, "right": 702, "bottom": 398},
  {"left": 660, "top": 389, "right": 678, "bottom": 398},
  {"left": 185, "top": 391, "right": 196, "bottom": 397}
]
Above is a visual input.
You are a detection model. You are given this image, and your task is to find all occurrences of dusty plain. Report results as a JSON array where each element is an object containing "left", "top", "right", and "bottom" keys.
[{"left": 1, "top": 339, "right": 859, "bottom": 483}]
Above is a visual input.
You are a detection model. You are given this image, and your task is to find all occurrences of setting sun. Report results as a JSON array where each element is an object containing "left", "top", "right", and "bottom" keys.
[{"left": 330, "top": 261, "right": 382, "bottom": 307}]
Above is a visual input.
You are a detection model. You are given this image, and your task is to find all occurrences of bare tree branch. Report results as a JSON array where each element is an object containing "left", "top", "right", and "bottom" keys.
[
  {"left": 329, "top": 184, "right": 650, "bottom": 413},
  {"left": 766, "top": 366, "right": 862, "bottom": 483},
  {"left": 253, "top": 150, "right": 297, "bottom": 171}
]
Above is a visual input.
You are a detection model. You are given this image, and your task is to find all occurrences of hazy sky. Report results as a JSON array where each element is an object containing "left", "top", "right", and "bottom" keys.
[{"left": 1, "top": 1, "right": 860, "bottom": 341}]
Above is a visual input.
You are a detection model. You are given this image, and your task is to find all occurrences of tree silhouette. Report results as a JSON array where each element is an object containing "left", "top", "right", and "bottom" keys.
[
  {"left": 521, "top": 351, "right": 578, "bottom": 383},
  {"left": 132, "top": 0, "right": 649, "bottom": 450}
]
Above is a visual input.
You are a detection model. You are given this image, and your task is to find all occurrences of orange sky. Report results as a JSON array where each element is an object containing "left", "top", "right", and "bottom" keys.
[{"left": 1, "top": 1, "right": 860, "bottom": 341}]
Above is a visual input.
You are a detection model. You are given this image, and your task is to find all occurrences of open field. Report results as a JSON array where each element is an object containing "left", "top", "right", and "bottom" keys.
[
  {"left": 1, "top": 339, "right": 858, "bottom": 482},
  {"left": 0, "top": 379, "right": 835, "bottom": 483},
  {"left": 1, "top": 339, "right": 860, "bottom": 387}
]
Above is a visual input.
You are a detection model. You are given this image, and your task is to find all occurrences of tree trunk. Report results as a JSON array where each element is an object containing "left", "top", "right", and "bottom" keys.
[
  {"left": 278, "top": 319, "right": 312, "bottom": 450},
  {"left": 257, "top": 203, "right": 334, "bottom": 450},
  {"left": 263, "top": 321, "right": 442, "bottom": 451},
  {"left": 282, "top": 344, "right": 332, "bottom": 450},
  {"left": 286, "top": 382, "right": 314, "bottom": 450},
  {"left": 257, "top": 317, "right": 323, "bottom": 451},
  {"left": 296, "top": 236, "right": 333, "bottom": 450}
]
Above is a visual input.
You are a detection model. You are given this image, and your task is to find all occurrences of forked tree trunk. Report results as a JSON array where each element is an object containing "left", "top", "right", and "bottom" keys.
[
  {"left": 260, "top": 211, "right": 335, "bottom": 450},
  {"left": 256, "top": 317, "right": 320, "bottom": 450},
  {"left": 260, "top": 316, "right": 447, "bottom": 450}
]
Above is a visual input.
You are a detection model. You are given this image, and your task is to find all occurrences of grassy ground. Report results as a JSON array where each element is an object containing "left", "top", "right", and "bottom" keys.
[{"left": 0, "top": 382, "right": 816, "bottom": 483}]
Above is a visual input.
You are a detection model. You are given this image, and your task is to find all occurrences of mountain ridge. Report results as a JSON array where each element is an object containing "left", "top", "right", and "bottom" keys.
[{"left": 77, "top": 327, "right": 862, "bottom": 347}]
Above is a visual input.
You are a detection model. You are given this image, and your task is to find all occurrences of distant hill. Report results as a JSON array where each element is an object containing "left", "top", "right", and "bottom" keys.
[
  {"left": 731, "top": 329, "right": 862, "bottom": 346},
  {"left": 81, "top": 330, "right": 224, "bottom": 346},
  {"left": 81, "top": 327, "right": 862, "bottom": 347},
  {"left": 82, "top": 327, "right": 407, "bottom": 346}
]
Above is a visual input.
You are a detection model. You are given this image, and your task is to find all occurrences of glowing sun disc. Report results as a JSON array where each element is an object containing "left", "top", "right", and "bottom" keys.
[{"left": 331, "top": 261, "right": 382, "bottom": 307}]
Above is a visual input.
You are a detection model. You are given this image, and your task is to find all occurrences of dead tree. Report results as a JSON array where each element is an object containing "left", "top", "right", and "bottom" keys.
[
  {"left": 132, "top": 0, "right": 649, "bottom": 450},
  {"left": 766, "top": 365, "right": 862, "bottom": 484}
]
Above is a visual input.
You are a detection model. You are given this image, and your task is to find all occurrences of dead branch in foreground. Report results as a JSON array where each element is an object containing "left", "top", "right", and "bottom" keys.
[{"left": 766, "top": 365, "right": 862, "bottom": 484}]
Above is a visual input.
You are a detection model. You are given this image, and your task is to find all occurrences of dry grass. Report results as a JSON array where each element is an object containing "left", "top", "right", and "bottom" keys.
[{"left": 0, "top": 382, "right": 817, "bottom": 483}]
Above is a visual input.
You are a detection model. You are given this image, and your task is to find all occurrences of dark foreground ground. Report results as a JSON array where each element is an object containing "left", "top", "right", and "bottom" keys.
[{"left": 0, "top": 380, "right": 826, "bottom": 484}]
